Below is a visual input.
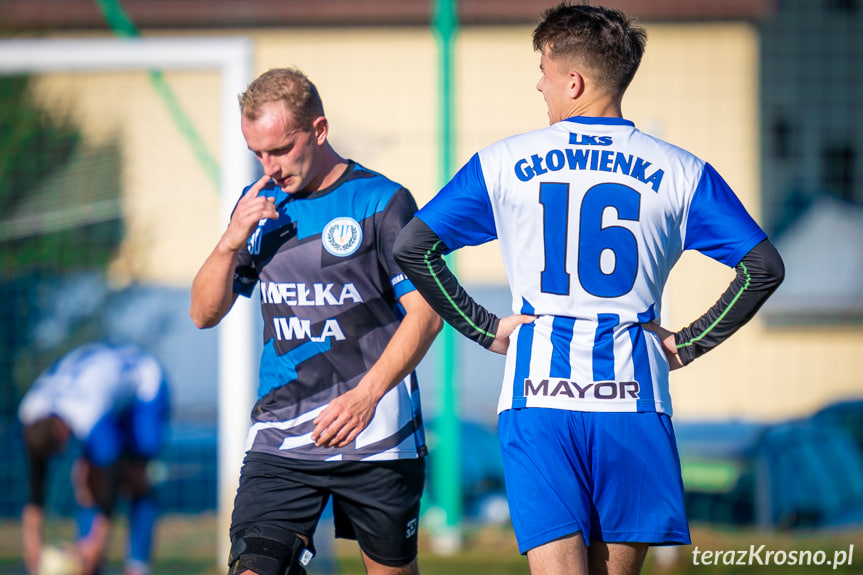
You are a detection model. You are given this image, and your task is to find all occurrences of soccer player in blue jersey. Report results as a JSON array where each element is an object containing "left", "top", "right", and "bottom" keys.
[
  {"left": 19, "top": 342, "right": 170, "bottom": 575},
  {"left": 190, "top": 68, "right": 441, "bottom": 575},
  {"left": 394, "top": 3, "right": 784, "bottom": 574}
]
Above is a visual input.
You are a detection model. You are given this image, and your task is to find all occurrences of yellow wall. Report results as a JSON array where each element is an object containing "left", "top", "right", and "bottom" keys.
[
  {"left": 32, "top": 23, "right": 862, "bottom": 421},
  {"left": 30, "top": 65, "right": 220, "bottom": 284}
]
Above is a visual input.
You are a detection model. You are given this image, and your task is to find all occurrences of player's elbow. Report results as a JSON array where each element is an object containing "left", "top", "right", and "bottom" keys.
[
  {"left": 190, "top": 292, "right": 237, "bottom": 329},
  {"left": 766, "top": 248, "right": 785, "bottom": 291},
  {"left": 405, "top": 292, "right": 444, "bottom": 335},
  {"left": 428, "top": 312, "right": 444, "bottom": 335},
  {"left": 756, "top": 239, "right": 786, "bottom": 293},
  {"left": 189, "top": 306, "right": 221, "bottom": 330},
  {"left": 393, "top": 217, "right": 436, "bottom": 275}
]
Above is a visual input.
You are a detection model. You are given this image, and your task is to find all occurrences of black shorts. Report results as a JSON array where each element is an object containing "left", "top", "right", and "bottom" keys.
[{"left": 229, "top": 451, "right": 425, "bottom": 567}]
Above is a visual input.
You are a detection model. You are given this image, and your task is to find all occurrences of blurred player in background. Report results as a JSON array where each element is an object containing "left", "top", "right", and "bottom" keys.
[
  {"left": 190, "top": 67, "right": 441, "bottom": 575},
  {"left": 394, "top": 3, "right": 784, "bottom": 574},
  {"left": 19, "top": 342, "right": 170, "bottom": 575}
]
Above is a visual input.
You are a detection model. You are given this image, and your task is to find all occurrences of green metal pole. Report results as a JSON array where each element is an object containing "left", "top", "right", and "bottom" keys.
[
  {"left": 95, "top": 0, "right": 220, "bottom": 188},
  {"left": 432, "top": 0, "right": 462, "bottom": 553}
]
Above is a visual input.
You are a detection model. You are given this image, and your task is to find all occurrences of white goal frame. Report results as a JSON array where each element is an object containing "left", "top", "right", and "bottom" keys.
[{"left": 0, "top": 36, "right": 256, "bottom": 565}]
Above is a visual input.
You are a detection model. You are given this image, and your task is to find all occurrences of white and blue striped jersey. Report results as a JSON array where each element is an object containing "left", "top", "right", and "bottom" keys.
[
  {"left": 417, "top": 117, "right": 766, "bottom": 415},
  {"left": 18, "top": 342, "right": 166, "bottom": 440}
]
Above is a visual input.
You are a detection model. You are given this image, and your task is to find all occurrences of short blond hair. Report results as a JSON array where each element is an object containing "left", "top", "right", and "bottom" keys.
[{"left": 238, "top": 67, "right": 325, "bottom": 130}]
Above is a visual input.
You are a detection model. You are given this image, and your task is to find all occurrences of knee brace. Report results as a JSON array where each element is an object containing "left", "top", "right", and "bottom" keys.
[{"left": 228, "top": 531, "right": 313, "bottom": 575}]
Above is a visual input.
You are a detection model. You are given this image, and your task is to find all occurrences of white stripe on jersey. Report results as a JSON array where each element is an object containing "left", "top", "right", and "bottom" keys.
[
  {"left": 354, "top": 374, "right": 413, "bottom": 448},
  {"left": 245, "top": 405, "right": 326, "bottom": 452},
  {"left": 246, "top": 374, "right": 418, "bottom": 459},
  {"left": 498, "top": 316, "right": 672, "bottom": 413}
]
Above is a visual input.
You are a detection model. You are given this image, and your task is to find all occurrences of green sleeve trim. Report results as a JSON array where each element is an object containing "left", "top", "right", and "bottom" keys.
[
  {"left": 676, "top": 262, "right": 751, "bottom": 349},
  {"left": 425, "top": 241, "right": 497, "bottom": 340}
]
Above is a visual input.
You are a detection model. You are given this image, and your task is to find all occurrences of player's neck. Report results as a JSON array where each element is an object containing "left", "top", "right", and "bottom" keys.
[
  {"left": 567, "top": 92, "right": 623, "bottom": 120},
  {"left": 314, "top": 145, "right": 349, "bottom": 191}
]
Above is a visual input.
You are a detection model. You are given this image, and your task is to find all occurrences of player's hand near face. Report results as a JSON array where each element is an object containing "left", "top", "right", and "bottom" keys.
[
  {"left": 642, "top": 322, "right": 684, "bottom": 371},
  {"left": 219, "top": 174, "right": 279, "bottom": 252},
  {"left": 190, "top": 174, "right": 278, "bottom": 328},
  {"left": 489, "top": 314, "right": 537, "bottom": 355}
]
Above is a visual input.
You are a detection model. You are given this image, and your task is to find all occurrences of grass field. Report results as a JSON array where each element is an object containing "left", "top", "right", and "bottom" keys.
[{"left": 1, "top": 513, "right": 862, "bottom": 574}]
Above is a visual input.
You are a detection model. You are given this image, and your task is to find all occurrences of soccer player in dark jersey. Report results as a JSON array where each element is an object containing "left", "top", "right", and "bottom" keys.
[
  {"left": 190, "top": 68, "right": 441, "bottom": 575},
  {"left": 394, "top": 3, "right": 784, "bottom": 575}
]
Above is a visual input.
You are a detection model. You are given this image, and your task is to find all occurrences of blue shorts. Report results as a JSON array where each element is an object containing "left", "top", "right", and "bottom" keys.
[{"left": 498, "top": 408, "right": 690, "bottom": 553}]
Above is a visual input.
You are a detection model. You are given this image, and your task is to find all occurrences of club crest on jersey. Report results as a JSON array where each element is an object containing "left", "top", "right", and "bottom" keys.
[{"left": 322, "top": 217, "right": 363, "bottom": 257}]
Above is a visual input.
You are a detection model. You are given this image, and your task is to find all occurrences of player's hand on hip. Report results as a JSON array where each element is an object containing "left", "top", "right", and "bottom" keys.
[
  {"left": 489, "top": 314, "right": 536, "bottom": 355},
  {"left": 641, "top": 322, "right": 684, "bottom": 370},
  {"left": 219, "top": 174, "right": 279, "bottom": 252},
  {"left": 312, "top": 387, "right": 376, "bottom": 448}
]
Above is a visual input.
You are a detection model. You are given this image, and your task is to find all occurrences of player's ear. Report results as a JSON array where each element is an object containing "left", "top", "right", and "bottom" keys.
[
  {"left": 312, "top": 116, "right": 328, "bottom": 145},
  {"left": 568, "top": 70, "right": 585, "bottom": 100}
]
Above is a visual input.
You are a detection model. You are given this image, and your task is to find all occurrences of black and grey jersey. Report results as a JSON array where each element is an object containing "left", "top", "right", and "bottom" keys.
[{"left": 232, "top": 161, "right": 426, "bottom": 461}]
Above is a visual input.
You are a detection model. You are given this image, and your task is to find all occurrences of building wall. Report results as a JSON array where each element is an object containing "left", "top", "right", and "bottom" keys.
[
  {"left": 760, "top": 0, "right": 863, "bottom": 234},
  {"left": 29, "top": 22, "right": 862, "bottom": 421}
]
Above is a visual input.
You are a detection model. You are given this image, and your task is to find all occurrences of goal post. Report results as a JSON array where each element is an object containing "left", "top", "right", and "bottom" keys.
[{"left": 0, "top": 36, "right": 255, "bottom": 565}]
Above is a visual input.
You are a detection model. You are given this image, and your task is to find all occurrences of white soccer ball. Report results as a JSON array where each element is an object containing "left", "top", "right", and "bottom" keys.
[{"left": 38, "top": 544, "right": 81, "bottom": 575}]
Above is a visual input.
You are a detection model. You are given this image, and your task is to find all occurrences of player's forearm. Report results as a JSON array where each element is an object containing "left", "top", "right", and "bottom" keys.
[
  {"left": 22, "top": 503, "right": 43, "bottom": 533},
  {"left": 22, "top": 504, "right": 43, "bottom": 575},
  {"left": 675, "top": 239, "right": 785, "bottom": 364},
  {"left": 311, "top": 292, "right": 440, "bottom": 448},
  {"left": 358, "top": 291, "right": 442, "bottom": 400},
  {"left": 189, "top": 241, "right": 239, "bottom": 328},
  {"left": 77, "top": 513, "right": 110, "bottom": 575},
  {"left": 22, "top": 505, "right": 43, "bottom": 550},
  {"left": 393, "top": 217, "right": 500, "bottom": 348}
]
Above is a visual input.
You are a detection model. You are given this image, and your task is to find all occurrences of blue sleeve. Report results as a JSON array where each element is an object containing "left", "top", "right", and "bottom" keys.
[
  {"left": 416, "top": 153, "right": 497, "bottom": 251},
  {"left": 130, "top": 376, "right": 170, "bottom": 459},
  {"left": 392, "top": 275, "right": 416, "bottom": 300},
  {"left": 85, "top": 414, "right": 123, "bottom": 467},
  {"left": 685, "top": 163, "right": 767, "bottom": 266}
]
